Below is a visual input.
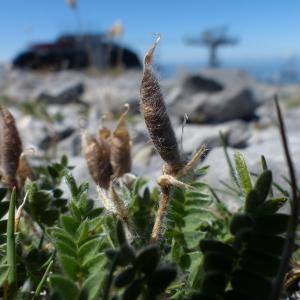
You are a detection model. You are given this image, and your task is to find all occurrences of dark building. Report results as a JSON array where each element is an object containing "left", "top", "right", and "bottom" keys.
[{"left": 13, "top": 33, "right": 141, "bottom": 70}]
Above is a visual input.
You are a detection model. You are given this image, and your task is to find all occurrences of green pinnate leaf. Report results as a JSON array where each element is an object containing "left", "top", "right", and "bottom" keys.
[
  {"left": 49, "top": 275, "right": 79, "bottom": 300},
  {"left": 55, "top": 240, "right": 77, "bottom": 257},
  {"left": 51, "top": 228, "right": 77, "bottom": 249},
  {"left": 69, "top": 202, "right": 81, "bottom": 221},
  {"left": 76, "top": 222, "right": 89, "bottom": 246},
  {"left": 231, "top": 269, "right": 272, "bottom": 300},
  {"left": 48, "top": 166, "right": 60, "bottom": 179},
  {"left": 254, "top": 170, "right": 272, "bottom": 202},
  {"left": 82, "top": 253, "right": 107, "bottom": 274},
  {"left": 254, "top": 213, "right": 289, "bottom": 234},
  {"left": 256, "top": 197, "right": 288, "bottom": 215},
  {"left": 200, "top": 239, "right": 236, "bottom": 258},
  {"left": 146, "top": 266, "right": 177, "bottom": 291},
  {"left": 61, "top": 215, "right": 80, "bottom": 235},
  {"left": 247, "top": 234, "right": 285, "bottom": 256},
  {"left": 82, "top": 272, "right": 106, "bottom": 300},
  {"left": 85, "top": 207, "right": 104, "bottom": 219},
  {"left": 239, "top": 250, "right": 280, "bottom": 277},
  {"left": 230, "top": 214, "right": 254, "bottom": 235},
  {"left": 78, "top": 238, "right": 100, "bottom": 264},
  {"left": 64, "top": 170, "right": 78, "bottom": 199},
  {"left": 203, "top": 252, "right": 233, "bottom": 273},
  {"left": 123, "top": 279, "right": 143, "bottom": 300},
  {"left": 78, "top": 183, "right": 89, "bottom": 195},
  {"left": 59, "top": 254, "right": 79, "bottom": 280},
  {"left": 61, "top": 155, "right": 68, "bottom": 167},
  {"left": 118, "top": 245, "right": 136, "bottom": 266},
  {"left": 135, "top": 245, "right": 159, "bottom": 273},
  {"left": 201, "top": 270, "right": 227, "bottom": 296},
  {"left": 245, "top": 189, "right": 261, "bottom": 214},
  {"left": 40, "top": 209, "right": 59, "bottom": 226},
  {"left": 114, "top": 266, "right": 136, "bottom": 288}
]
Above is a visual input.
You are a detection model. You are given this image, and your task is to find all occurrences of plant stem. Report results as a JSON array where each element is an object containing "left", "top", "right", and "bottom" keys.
[
  {"left": 102, "top": 224, "right": 115, "bottom": 249},
  {"left": 6, "top": 188, "right": 17, "bottom": 298},
  {"left": 38, "top": 225, "right": 45, "bottom": 249},
  {"left": 150, "top": 186, "right": 170, "bottom": 243},
  {"left": 103, "top": 253, "right": 119, "bottom": 300},
  {"left": 271, "top": 96, "right": 299, "bottom": 300},
  {"left": 219, "top": 131, "right": 241, "bottom": 194},
  {"left": 32, "top": 260, "right": 53, "bottom": 300}
]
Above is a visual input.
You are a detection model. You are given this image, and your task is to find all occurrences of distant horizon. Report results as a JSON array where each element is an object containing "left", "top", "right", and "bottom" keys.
[
  {"left": 0, "top": 32, "right": 298, "bottom": 66},
  {"left": 1, "top": 0, "right": 300, "bottom": 66},
  {"left": 1, "top": 53, "right": 299, "bottom": 85}
]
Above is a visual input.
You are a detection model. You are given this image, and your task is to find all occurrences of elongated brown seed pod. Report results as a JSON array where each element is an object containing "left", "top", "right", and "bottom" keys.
[
  {"left": 82, "top": 133, "right": 113, "bottom": 189},
  {"left": 140, "top": 36, "right": 183, "bottom": 175},
  {"left": 0, "top": 106, "right": 23, "bottom": 190},
  {"left": 110, "top": 104, "right": 131, "bottom": 177},
  {"left": 17, "top": 152, "right": 34, "bottom": 188}
]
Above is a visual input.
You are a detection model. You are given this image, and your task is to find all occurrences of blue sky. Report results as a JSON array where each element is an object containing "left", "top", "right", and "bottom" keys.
[{"left": 0, "top": 0, "right": 300, "bottom": 64}]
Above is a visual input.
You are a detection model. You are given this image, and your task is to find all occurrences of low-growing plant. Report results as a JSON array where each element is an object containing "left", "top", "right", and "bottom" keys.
[{"left": 0, "top": 37, "right": 299, "bottom": 300}]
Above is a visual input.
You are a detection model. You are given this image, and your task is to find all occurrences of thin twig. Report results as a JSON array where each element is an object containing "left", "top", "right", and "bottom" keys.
[
  {"left": 219, "top": 131, "right": 241, "bottom": 193},
  {"left": 271, "top": 96, "right": 299, "bottom": 300},
  {"left": 32, "top": 260, "right": 53, "bottom": 300}
]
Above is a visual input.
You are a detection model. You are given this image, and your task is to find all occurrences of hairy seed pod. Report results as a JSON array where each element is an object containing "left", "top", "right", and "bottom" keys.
[
  {"left": 0, "top": 106, "right": 23, "bottom": 190},
  {"left": 140, "top": 36, "right": 183, "bottom": 175},
  {"left": 109, "top": 183, "right": 128, "bottom": 223},
  {"left": 110, "top": 105, "right": 131, "bottom": 177},
  {"left": 17, "top": 152, "right": 34, "bottom": 188},
  {"left": 82, "top": 133, "right": 113, "bottom": 189}
]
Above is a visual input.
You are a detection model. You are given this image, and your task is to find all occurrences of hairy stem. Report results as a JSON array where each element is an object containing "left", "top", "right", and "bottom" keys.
[
  {"left": 271, "top": 96, "right": 299, "bottom": 300},
  {"left": 150, "top": 186, "right": 171, "bottom": 243}
]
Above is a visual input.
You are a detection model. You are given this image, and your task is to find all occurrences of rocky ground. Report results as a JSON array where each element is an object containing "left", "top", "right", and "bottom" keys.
[{"left": 1, "top": 65, "right": 300, "bottom": 207}]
